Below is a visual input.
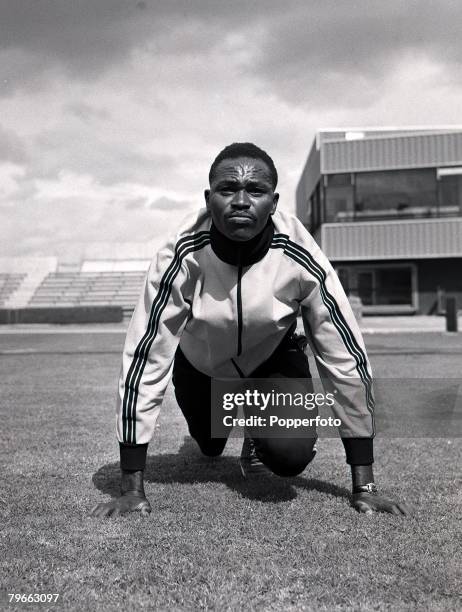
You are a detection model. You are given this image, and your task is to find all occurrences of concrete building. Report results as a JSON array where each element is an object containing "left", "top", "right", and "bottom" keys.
[{"left": 296, "top": 127, "right": 462, "bottom": 314}]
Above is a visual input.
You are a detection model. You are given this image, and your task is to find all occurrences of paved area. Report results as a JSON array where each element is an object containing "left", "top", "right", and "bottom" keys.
[
  {"left": 0, "top": 316, "right": 462, "bottom": 334},
  {"left": 0, "top": 315, "right": 461, "bottom": 334},
  {"left": 359, "top": 315, "right": 462, "bottom": 334},
  {"left": 0, "top": 323, "right": 127, "bottom": 333}
]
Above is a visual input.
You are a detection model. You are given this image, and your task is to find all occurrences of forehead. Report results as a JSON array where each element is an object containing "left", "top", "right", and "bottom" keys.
[{"left": 212, "top": 157, "right": 273, "bottom": 184}]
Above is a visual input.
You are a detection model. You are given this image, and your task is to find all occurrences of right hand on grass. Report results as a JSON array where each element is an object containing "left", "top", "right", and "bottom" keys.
[{"left": 91, "top": 492, "right": 151, "bottom": 518}]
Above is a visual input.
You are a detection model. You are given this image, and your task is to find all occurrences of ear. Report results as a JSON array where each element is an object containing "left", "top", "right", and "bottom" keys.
[
  {"left": 204, "top": 189, "right": 210, "bottom": 210},
  {"left": 270, "top": 192, "right": 279, "bottom": 215}
]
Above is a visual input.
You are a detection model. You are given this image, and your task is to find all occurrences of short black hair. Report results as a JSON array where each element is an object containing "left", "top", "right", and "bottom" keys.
[{"left": 209, "top": 142, "right": 278, "bottom": 189}]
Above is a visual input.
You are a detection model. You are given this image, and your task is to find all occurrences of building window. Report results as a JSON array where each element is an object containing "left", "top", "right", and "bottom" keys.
[
  {"left": 324, "top": 173, "right": 354, "bottom": 223},
  {"left": 438, "top": 172, "right": 462, "bottom": 216},
  {"left": 355, "top": 168, "right": 437, "bottom": 221},
  {"left": 309, "top": 181, "right": 322, "bottom": 233},
  {"left": 305, "top": 165, "right": 462, "bottom": 231},
  {"left": 337, "top": 264, "right": 416, "bottom": 310}
]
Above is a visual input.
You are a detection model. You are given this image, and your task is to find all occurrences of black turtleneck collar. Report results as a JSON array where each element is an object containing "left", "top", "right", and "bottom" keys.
[{"left": 210, "top": 217, "right": 274, "bottom": 266}]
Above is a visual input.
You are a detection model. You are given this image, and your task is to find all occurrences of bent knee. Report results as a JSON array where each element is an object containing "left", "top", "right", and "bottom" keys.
[
  {"left": 257, "top": 438, "right": 317, "bottom": 477},
  {"left": 194, "top": 438, "right": 227, "bottom": 457},
  {"left": 269, "top": 452, "right": 315, "bottom": 477}
]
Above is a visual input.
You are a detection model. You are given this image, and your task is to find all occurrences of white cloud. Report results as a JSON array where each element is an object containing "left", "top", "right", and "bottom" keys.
[{"left": 0, "top": 163, "right": 26, "bottom": 199}]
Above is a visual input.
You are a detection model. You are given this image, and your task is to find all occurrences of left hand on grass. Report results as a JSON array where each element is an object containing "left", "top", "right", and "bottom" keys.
[
  {"left": 352, "top": 492, "right": 410, "bottom": 516},
  {"left": 91, "top": 492, "right": 152, "bottom": 518}
]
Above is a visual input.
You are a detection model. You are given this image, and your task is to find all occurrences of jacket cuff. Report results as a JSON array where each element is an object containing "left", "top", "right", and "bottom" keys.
[
  {"left": 341, "top": 438, "right": 374, "bottom": 465},
  {"left": 119, "top": 443, "right": 148, "bottom": 471}
]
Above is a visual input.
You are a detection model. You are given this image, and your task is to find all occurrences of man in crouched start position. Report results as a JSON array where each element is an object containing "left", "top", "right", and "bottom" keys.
[{"left": 91, "top": 142, "right": 409, "bottom": 518}]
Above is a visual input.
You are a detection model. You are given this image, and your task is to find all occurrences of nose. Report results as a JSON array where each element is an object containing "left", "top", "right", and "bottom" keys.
[{"left": 231, "top": 189, "right": 250, "bottom": 208}]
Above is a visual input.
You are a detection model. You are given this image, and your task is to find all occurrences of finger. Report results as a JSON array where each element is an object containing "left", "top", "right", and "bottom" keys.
[
  {"left": 389, "top": 504, "right": 402, "bottom": 516},
  {"left": 135, "top": 500, "right": 150, "bottom": 513},
  {"left": 105, "top": 505, "right": 116, "bottom": 517},
  {"left": 112, "top": 507, "right": 121, "bottom": 517},
  {"left": 140, "top": 504, "right": 151, "bottom": 516},
  {"left": 94, "top": 505, "right": 109, "bottom": 518},
  {"left": 396, "top": 502, "right": 411, "bottom": 516},
  {"left": 354, "top": 500, "right": 374, "bottom": 515},
  {"left": 90, "top": 504, "right": 101, "bottom": 516},
  {"left": 91, "top": 504, "right": 107, "bottom": 518}
]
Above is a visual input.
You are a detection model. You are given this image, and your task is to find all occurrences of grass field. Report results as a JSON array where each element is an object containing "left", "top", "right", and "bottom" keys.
[{"left": 1, "top": 330, "right": 461, "bottom": 611}]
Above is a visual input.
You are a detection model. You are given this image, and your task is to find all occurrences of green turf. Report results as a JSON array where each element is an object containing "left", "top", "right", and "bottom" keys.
[{"left": 1, "top": 331, "right": 461, "bottom": 611}]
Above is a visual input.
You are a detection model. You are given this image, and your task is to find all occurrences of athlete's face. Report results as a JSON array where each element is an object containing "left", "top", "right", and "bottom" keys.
[{"left": 205, "top": 156, "right": 279, "bottom": 241}]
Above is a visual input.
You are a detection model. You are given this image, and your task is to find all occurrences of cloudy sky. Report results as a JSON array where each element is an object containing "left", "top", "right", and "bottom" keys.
[{"left": 1, "top": 0, "right": 462, "bottom": 259}]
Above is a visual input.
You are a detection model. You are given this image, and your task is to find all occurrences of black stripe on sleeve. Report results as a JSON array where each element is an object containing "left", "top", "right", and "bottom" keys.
[
  {"left": 122, "top": 232, "right": 210, "bottom": 443},
  {"left": 271, "top": 235, "right": 374, "bottom": 431}
]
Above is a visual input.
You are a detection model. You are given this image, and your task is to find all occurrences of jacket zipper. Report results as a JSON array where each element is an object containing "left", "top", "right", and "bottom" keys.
[{"left": 237, "top": 264, "right": 243, "bottom": 356}]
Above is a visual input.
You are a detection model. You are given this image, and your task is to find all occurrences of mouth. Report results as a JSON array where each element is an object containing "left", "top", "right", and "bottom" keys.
[{"left": 227, "top": 213, "right": 255, "bottom": 221}]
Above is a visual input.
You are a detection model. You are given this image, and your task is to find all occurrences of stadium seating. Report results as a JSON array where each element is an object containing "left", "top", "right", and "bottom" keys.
[
  {"left": 0, "top": 273, "right": 27, "bottom": 307},
  {"left": 0, "top": 257, "right": 58, "bottom": 308},
  {"left": 28, "top": 270, "right": 146, "bottom": 318}
]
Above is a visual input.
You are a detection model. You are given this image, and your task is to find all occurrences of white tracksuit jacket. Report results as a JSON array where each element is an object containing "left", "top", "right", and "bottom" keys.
[{"left": 116, "top": 208, "right": 375, "bottom": 465}]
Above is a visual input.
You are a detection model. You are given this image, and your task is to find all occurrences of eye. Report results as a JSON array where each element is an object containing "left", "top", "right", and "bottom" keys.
[{"left": 216, "top": 184, "right": 235, "bottom": 195}]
